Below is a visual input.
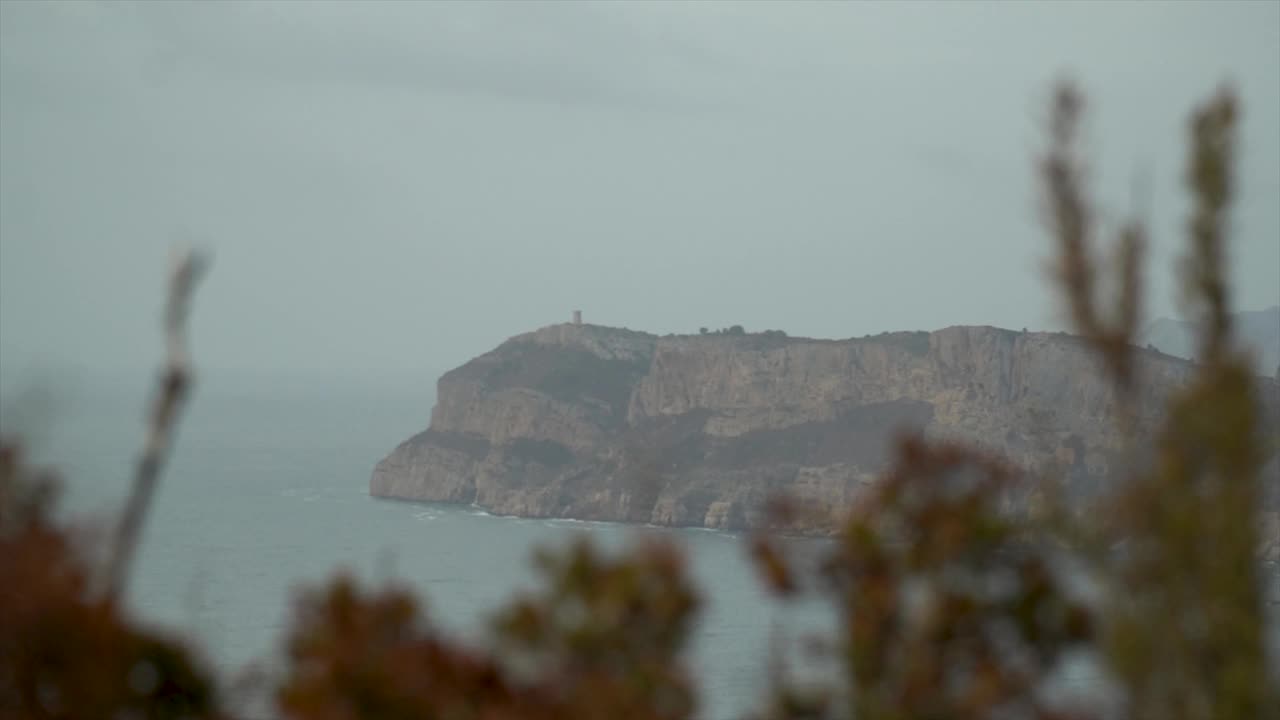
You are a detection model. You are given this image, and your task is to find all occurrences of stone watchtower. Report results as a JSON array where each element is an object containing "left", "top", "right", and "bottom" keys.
[{"left": 573, "top": 310, "right": 582, "bottom": 325}]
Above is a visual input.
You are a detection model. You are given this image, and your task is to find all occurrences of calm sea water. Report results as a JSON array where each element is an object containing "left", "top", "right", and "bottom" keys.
[
  {"left": 4, "top": 371, "right": 827, "bottom": 720},
  {"left": 6, "top": 370, "right": 1274, "bottom": 719}
]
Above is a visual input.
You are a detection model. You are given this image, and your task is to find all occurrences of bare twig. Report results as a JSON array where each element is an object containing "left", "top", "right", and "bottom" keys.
[
  {"left": 1040, "top": 80, "right": 1147, "bottom": 396},
  {"left": 1041, "top": 83, "right": 1102, "bottom": 342},
  {"left": 1111, "top": 217, "right": 1147, "bottom": 389},
  {"left": 104, "top": 248, "right": 208, "bottom": 602},
  {"left": 1182, "top": 87, "right": 1238, "bottom": 364}
]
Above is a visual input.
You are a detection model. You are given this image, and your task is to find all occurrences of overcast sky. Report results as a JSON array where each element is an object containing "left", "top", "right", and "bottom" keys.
[{"left": 2, "top": 1, "right": 1277, "bottom": 382}]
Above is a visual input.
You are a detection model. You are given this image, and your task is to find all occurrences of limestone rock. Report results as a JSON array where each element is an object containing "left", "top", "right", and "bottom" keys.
[{"left": 371, "top": 323, "right": 1280, "bottom": 531}]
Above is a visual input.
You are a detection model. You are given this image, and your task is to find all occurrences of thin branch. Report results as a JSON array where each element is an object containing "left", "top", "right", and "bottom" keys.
[
  {"left": 104, "top": 248, "right": 208, "bottom": 602},
  {"left": 1041, "top": 80, "right": 1148, "bottom": 395},
  {"left": 1183, "top": 87, "right": 1238, "bottom": 363},
  {"left": 1112, "top": 218, "right": 1146, "bottom": 389},
  {"left": 1042, "top": 82, "right": 1104, "bottom": 342}
]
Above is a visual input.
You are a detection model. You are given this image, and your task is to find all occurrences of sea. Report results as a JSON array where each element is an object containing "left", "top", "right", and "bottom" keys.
[
  {"left": 4, "top": 369, "right": 1275, "bottom": 719},
  {"left": 2, "top": 370, "right": 829, "bottom": 720}
]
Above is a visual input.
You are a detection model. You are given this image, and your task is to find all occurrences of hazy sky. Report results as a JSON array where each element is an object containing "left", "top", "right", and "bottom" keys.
[{"left": 2, "top": 1, "right": 1277, "bottom": 381}]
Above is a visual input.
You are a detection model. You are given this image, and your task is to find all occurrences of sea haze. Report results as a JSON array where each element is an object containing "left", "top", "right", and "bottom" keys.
[{"left": 7, "top": 370, "right": 827, "bottom": 720}]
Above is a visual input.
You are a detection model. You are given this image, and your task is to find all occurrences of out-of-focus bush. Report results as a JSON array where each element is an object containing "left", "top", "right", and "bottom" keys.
[{"left": 0, "top": 442, "right": 223, "bottom": 720}]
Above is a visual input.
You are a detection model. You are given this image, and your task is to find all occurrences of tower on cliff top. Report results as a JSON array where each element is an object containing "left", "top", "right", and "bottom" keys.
[{"left": 573, "top": 310, "right": 582, "bottom": 325}]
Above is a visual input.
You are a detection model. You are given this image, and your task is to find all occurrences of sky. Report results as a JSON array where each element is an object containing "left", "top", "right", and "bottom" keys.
[{"left": 1, "top": 1, "right": 1278, "bottom": 383}]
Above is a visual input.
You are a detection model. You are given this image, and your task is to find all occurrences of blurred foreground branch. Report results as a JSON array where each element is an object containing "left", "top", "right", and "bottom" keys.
[
  {"left": 104, "top": 249, "right": 209, "bottom": 601},
  {"left": 0, "top": 247, "right": 219, "bottom": 718}
]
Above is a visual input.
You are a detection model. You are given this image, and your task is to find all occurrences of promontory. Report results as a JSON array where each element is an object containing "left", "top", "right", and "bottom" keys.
[{"left": 371, "top": 322, "right": 1280, "bottom": 533}]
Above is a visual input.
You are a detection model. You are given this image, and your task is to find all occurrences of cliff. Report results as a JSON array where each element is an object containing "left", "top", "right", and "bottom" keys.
[{"left": 371, "top": 323, "right": 1279, "bottom": 532}]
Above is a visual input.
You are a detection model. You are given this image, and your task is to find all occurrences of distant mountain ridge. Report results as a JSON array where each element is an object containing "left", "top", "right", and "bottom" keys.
[{"left": 1140, "top": 306, "right": 1279, "bottom": 376}]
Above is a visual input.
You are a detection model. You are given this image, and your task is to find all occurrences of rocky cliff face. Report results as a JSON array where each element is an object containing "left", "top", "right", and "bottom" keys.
[{"left": 371, "top": 323, "right": 1279, "bottom": 531}]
